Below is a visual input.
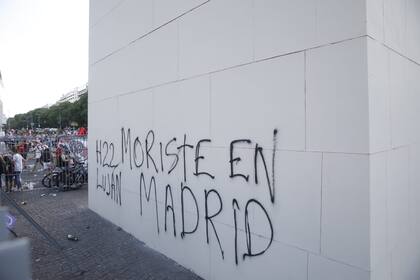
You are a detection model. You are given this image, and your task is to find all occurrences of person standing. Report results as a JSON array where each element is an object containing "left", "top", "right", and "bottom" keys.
[
  {"left": 32, "top": 142, "right": 43, "bottom": 172},
  {"left": 41, "top": 144, "right": 52, "bottom": 170},
  {"left": 4, "top": 154, "right": 15, "bottom": 192},
  {"left": 23, "top": 140, "right": 29, "bottom": 159},
  {"left": 56, "top": 143, "right": 65, "bottom": 167},
  {"left": 13, "top": 149, "right": 24, "bottom": 191},
  {"left": 0, "top": 154, "right": 6, "bottom": 191},
  {"left": 17, "top": 142, "right": 25, "bottom": 157},
  {"left": 77, "top": 127, "right": 87, "bottom": 136}
]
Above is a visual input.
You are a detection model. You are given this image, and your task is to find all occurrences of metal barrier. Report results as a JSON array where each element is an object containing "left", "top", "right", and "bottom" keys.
[
  {"left": 0, "top": 135, "right": 88, "bottom": 159},
  {"left": 57, "top": 135, "right": 88, "bottom": 162},
  {"left": 0, "top": 135, "right": 59, "bottom": 153}
]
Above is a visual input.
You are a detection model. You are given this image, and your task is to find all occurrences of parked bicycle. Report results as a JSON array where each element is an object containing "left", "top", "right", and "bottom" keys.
[{"left": 42, "top": 160, "right": 87, "bottom": 191}]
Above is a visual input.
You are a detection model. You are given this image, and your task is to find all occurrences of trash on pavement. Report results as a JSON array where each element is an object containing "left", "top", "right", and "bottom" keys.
[{"left": 67, "top": 234, "right": 79, "bottom": 241}]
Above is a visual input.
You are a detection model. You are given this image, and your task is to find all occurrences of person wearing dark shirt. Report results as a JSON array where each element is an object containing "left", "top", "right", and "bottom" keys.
[{"left": 4, "top": 155, "right": 15, "bottom": 192}]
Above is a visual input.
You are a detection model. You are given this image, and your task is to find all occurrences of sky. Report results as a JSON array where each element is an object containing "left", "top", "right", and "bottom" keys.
[{"left": 0, "top": 0, "right": 88, "bottom": 117}]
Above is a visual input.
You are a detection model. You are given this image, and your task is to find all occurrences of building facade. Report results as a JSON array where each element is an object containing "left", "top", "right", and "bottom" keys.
[
  {"left": 57, "top": 84, "right": 88, "bottom": 104},
  {"left": 88, "top": 1, "right": 420, "bottom": 279},
  {"left": 0, "top": 71, "right": 8, "bottom": 130}
]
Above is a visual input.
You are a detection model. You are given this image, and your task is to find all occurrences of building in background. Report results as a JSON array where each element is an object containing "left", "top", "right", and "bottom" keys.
[
  {"left": 57, "top": 84, "right": 88, "bottom": 104},
  {"left": 0, "top": 71, "right": 8, "bottom": 133},
  {"left": 0, "top": 100, "right": 6, "bottom": 125}
]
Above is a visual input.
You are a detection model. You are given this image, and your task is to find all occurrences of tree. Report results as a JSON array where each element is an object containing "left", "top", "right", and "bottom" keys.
[{"left": 6, "top": 93, "right": 88, "bottom": 129}]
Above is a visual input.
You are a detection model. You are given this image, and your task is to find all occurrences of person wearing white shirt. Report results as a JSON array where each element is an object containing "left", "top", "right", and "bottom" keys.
[
  {"left": 32, "top": 142, "right": 44, "bottom": 172},
  {"left": 13, "top": 149, "right": 24, "bottom": 190}
]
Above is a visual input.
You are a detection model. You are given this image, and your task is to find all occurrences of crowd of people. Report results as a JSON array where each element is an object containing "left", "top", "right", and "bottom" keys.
[
  {"left": 4, "top": 126, "right": 87, "bottom": 140},
  {"left": 0, "top": 148, "right": 24, "bottom": 192},
  {"left": 0, "top": 128, "right": 87, "bottom": 193}
]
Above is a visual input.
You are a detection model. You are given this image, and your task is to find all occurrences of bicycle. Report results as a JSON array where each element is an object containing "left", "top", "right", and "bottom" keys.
[{"left": 42, "top": 160, "right": 87, "bottom": 191}]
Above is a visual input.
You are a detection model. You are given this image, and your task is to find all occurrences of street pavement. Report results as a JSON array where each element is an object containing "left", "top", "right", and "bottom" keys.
[{"left": 0, "top": 168, "right": 201, "bottom": 280}]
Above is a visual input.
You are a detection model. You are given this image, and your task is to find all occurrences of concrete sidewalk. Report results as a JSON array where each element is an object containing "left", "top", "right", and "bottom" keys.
[{"left": 1, "top": 186, "right": 201, "bottom": 280}]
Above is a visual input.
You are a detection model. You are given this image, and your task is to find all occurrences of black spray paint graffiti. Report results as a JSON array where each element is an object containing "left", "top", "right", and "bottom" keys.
[
  {"left": 96, "top": 168, "right": 122, "bottom": 206},
  {"left": 204, "top": 189, "right": 224, "bottom": 259},
  {"left": 243, "top": 199, "right": 273, "bottom": 260},
  {"left": 96, "top": 139, "right": 121, "bottom": 205},
  {"left": 180, "top": 183, "right": 199, "bottom": 239},
  {"left": 164, "top": 184, "right": 177, "bottom": 237},
  {"left": 95, "top": 128, "right": 278, "bottom": 266},
  {"left": 139, "top": 174, "right": 159, "bottom": 233}
]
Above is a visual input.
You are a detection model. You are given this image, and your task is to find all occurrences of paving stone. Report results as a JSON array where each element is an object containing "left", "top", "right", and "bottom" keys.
[{"left": 1, "top": 172, "right": 201, "bottom": 280}]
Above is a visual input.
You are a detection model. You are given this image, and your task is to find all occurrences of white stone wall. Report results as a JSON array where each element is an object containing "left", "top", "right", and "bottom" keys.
[
  {"left": 88, "top": 1, "right": 420, "bottom": 279},
  {"left": 367, "top": 1, "right": 420, "bottom": 279}
]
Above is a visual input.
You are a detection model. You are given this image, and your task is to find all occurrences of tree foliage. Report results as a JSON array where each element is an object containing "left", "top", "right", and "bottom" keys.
[{"left": 7, "top": 93, "right": 87, "bottom": 129}]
